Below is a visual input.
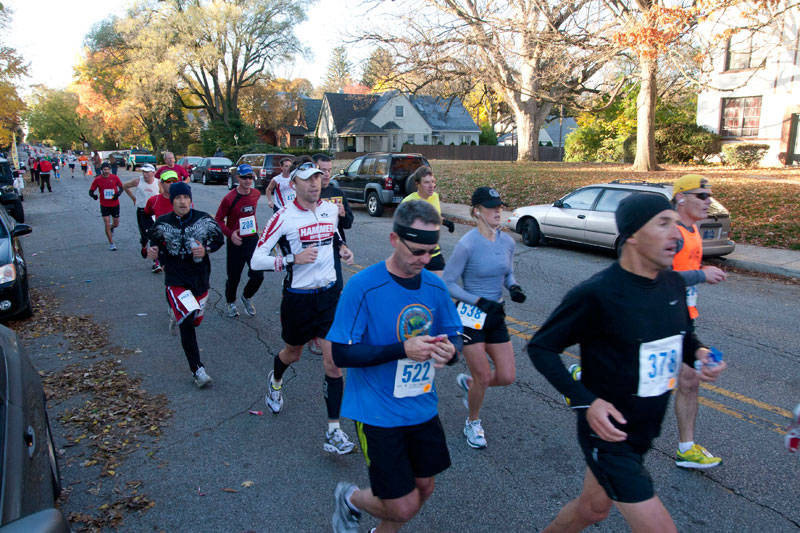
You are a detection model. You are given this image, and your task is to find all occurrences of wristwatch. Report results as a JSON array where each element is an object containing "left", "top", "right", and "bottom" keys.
[{"left": 285, "top": 254, "right": 295, "bottom": 265}]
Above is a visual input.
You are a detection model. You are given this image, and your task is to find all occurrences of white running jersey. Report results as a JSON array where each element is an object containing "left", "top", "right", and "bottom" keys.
[
  {"left": 252, "top": 199, "right": 339, "bottom": 290},
  {"left": 272, "top": 175, "right": 295, "bottom": 209},
  {"left": 134, "top": 176, "right": 160, "bottom": 207}
]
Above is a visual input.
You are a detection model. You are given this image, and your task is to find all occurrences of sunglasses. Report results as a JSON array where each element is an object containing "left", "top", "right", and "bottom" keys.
[
  {"left": 687, "top": 192, "right": 712, "bottom": 200},
  {"left": 239, "top": 175, "right": 254, "bottom": 180},
  {"left": 163, "top": 179, "right": 178, "bottom": 184},
  {"left": 296, "top": 162, "right": 314, "bottom": 171},
  {"left": 399, "top": 237, "right": 435, "bottom": 256}
]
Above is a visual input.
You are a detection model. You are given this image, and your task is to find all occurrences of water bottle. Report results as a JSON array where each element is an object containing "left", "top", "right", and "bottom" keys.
[
  {"left": 694, "top": 347, "right": 723, "bottom": 372},
  {"left": 190, "top": 240, "right": 203, "bottom": 263}
]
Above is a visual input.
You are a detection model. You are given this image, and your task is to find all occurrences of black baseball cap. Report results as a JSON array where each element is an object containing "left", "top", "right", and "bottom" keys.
[{"left": 471, "top": 187, "right": 506, "bottom": 208}]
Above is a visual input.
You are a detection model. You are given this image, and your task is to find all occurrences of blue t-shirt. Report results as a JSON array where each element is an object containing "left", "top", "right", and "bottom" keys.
[{"left": 327, "top": 261, "right": 462, "bottom": 427}]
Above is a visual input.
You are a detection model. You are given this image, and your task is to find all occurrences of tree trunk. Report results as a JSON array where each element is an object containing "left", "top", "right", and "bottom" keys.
[
  {"left": 632, "top": 54, "right": 660, "bottom": 171},
  {"left": 511, "top": 100, "right": 552, "bottom": 162}
]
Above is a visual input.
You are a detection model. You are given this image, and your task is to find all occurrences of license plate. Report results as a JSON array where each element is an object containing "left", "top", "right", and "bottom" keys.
[
  {"left": 393, "top": 196, "right": 402, "bottom": 203},
  {"left": 703, "top": 229, "right": 717, "bottom": 240}
]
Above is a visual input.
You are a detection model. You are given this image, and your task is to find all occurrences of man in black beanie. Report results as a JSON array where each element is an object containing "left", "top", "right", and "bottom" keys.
[{"left": 528, "top": 193, "right": 727, "bottom": 532}]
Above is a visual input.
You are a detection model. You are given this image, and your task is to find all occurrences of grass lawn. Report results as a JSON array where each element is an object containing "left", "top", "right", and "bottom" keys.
[{"left": 422, "top": 161, "right": 800, "bottom": 251}]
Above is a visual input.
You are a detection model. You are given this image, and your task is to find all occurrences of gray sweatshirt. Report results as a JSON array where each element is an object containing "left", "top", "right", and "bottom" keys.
[{"left": 443, "top": 228, "right": 518, "bottom": 305}]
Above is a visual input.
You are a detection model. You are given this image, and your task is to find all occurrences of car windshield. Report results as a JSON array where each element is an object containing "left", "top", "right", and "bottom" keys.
[
  {"left": 390, "top": 157, "right": 427, "bottom": 178},
  {"left": 208, "top": 158, "right": 232, "bottom": 166},
  {"left": 187, "top": 157, "right": 203, "bottom": 164}
]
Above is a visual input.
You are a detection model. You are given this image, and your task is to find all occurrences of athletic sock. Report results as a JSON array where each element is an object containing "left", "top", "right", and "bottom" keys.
[
  {"left": 273, "top": 354, "right": 290, "bottom": 383},
  {"left": 679, "top": 441, "right": 694, "bottom": 453},
  {"left": 324, "top": 375, "right": 344, "bottom": 420},
  {"left": 327, "top": 421, "right": 341, "bottom": 433},
  {"left": 345, "top": 485, "right": 360, "bottom": 513}
]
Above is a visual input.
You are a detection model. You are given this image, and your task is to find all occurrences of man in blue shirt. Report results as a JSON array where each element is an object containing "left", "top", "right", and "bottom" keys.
[{"left": 329, "top": 200, "right": 462, "bottom": 533}]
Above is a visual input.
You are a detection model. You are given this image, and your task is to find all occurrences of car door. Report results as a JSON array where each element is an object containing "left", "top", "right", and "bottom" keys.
[
  {"left": 584, "top": 188, "right": 635, "bottom": 247},
  {"left": 338, "top": 158, "right": 364, "bottom": 200},
  {"left": 541, "top": 187, "right": 602, "bottom": 243},
  {"left": 355, "top": 156, "right": 377, "bottom": 201},
  {"left": 193, "top": 158, "right": 208, "bottom": 181}
]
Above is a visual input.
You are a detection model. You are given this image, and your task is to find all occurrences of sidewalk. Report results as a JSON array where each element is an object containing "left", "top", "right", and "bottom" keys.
[{"left": 439, "top": 202, "right": 800, "bottom": 279}]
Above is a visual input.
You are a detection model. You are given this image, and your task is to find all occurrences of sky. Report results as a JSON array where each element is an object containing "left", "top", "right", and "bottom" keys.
[{"left": 5, "top": 0, "right": 380, "bottom": 93}]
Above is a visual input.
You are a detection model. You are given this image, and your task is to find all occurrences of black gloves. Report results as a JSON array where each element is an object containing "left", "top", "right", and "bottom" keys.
[
  {"left": 509, "top": 285, "right": 526, "bottom": 303},
  {"left": 442, "top": 219, "right": 455, "bottom": 233},
  {"left": 89, "top": 191, "right": 98, "bottom": 200},
  {"left": 476, "top": 297, "right": 503, "bottom": 315}
]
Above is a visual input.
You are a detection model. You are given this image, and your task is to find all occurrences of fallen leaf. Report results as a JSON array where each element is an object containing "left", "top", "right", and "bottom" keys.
[
  {"left": 222, "top": 488, "right": 238, "bottom": 493},
  {"left": 241, "top": 480, "right": 254, "bottom": 488}
]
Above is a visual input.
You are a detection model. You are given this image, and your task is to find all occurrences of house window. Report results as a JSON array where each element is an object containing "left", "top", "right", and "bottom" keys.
[
  {"left": 406, "top": 134, "right": 415, "bottom": 144},
  {"left": 392, "top": 134, "right": 398, "bottom": 150},
  {"left": 423, "top": 134, "right": 429, "bottom": 143},
  {"left": 725, "top": 33, "right": 765, "bottom": 71},
  {"left": 721, "top": 96, "right": 762, "bottom": 137},
  {"left": 296, "top": 138, "right": 304, "bottom": 147},
  {"left": 396, "top": 106, "right": 404, "bottom": 118}
]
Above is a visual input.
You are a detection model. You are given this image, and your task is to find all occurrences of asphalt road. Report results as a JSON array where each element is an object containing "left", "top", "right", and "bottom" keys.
[{"left": 19, "top": 168, "right": 800, "bottom": 532}]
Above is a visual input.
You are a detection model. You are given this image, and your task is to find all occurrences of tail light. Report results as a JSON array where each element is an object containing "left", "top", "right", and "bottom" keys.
[
  {"left": 260, "top": 168, "right": 267, "bottom": 178},
  {"left": 384, "top": 177, "right": 393, "bottom": 190}
]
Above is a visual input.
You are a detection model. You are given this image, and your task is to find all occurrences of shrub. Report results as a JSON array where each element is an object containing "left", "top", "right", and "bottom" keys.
[
  {"left": 479, "top": 123, "right": 497, "bottom": 145},
  {"left": 654, "top": 123, "right": 721, "bottom": 163},
  {"left": 721, "top": 143, "right": 769, "bottom": 168},
  {"left": 186, "top": 143, "right": 204, "bottom": 156},
  {"left": 200, "top": 119, "right": 258, "bottom": 159}
]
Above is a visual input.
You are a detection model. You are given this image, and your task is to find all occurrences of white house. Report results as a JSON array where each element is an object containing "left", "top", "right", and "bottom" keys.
[
  {"left": 315, "top": 91, "right": 480, "bottom": 153},
  {"left": 696, "top": 6, "right": 800, "bottom": 166}
]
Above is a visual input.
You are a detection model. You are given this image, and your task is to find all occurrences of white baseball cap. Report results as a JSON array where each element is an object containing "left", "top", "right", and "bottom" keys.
[
  {"left": 141, "top": 164, "right": 156, "bottom": 172},
  {"left": 291, "top": 163, "right": 323, "bottom": 181}
]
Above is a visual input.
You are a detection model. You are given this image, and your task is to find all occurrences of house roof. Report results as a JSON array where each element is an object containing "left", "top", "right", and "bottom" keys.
[
  {"left": 285, "top": 125, "right": 308, "bottom": 135},
  {"left": 324, "top": 92, "right": 383, "bottom": 133},
  {"left": 382, "top": 121, "right": 401, "bottom": 130},
  {"left": 300, "top": 98, "right": 322, "bottom": 132},
  {"left": 408, "top": 94, "right": 480, "bottom": 132},
  {"left": 542, "top": 117, "right": 577, "bottom": 147},
  {"left": 339, "top": 117, "right": 385, "bottom": 135}
]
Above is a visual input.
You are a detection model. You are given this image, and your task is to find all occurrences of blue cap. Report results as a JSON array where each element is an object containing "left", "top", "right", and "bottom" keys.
[{"left": 237, "top": 164, "right": 254, "bottom": 176}]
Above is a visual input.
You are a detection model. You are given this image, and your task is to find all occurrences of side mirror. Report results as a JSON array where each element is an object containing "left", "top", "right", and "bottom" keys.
[
  {"left": 553, "top": 199, "right": 564, "bottom": 208},
  {"left": 11, "top": 224, "right": 32, "bottom": 238}
]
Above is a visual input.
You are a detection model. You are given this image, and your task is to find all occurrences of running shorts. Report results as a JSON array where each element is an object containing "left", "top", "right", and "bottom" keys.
[
  {"left": 100, "top": 205, "right": 120, "bottom": 218},
  {"left": 577, "top": 412, "right": 654, "bottom": 503},
  {"left": 355, "top": 415, "right": 451, "bottom": 500},
  {"left": 280, "top": 285, "right": 339, "bottom": 346},
  {"left": 166, "top": 286, "right": 209, "bottom": 327},
  {"left": 69, "top": 164, "right": 75, "bottom": 169},
  {"left": 462, "top": 305, "right": 510, "bottom": 345}
]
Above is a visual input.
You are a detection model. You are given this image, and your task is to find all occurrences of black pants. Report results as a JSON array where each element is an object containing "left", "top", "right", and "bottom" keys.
[
  {"left": 39, "top": 173, "right": 51, "bottom": 192},
  {"left": 225, "top": 236, "right": 264, "bottom": 303},
  {"left": 136, "top": 208, "right": 153, "bottom": 247},
  {"left": 179, "top": 314, "right": 202, "bottom": 373},
  {"left": 31, "top": 169, "right": 38, "bottom": 184}
]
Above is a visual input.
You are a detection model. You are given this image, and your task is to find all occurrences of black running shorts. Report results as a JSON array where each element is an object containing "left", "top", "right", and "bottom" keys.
[
  {"left": 280, "top": 286, "right": 339, "bottom": 346},
  {"left": 355, "top": 415, "right": 451, "bottom": 500},
  {"left": 100, "top": 205, "right": 120, "bottom": 218},
  {"left": 462, "top": 306, "right": 510, "bottom": 345},
  {"left": 577, "top": 413, "right": 654, "bottom": 503}
]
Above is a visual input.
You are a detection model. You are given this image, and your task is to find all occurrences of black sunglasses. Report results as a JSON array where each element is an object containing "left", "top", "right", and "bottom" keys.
[
  {"left": 687, "top": 192, "right": 712, "bottom": 200},
  {"left": 399, "top": 237, "right": 435, "bottom": 257}
]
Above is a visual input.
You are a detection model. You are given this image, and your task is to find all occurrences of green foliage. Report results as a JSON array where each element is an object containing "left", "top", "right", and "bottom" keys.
[
  {"left": 654, "top": 123, "right": 720, "bottom": 163},
  {"left": 722, "top": 143, "right": 769, "bottom": 168},
  {"left": 186, "top": 143, "right": 203, "bottom": 156},
  {"left": 324, "top": 46, "right": 352, "bottom": 92},
  {"left": 201, "top": 119, "right": 258, "bottom": 159},
  {"left": 479, "top": 123, "right": 497, "bottom": 145},
  {"left": 282, "top": 146, "right": 321, "bottom": 157},
  {"left": 26, "top": 88, "right": 96, "bottom": 149},
  {"left": 361, "top": 48, "right": 394, "bottom": 89}
]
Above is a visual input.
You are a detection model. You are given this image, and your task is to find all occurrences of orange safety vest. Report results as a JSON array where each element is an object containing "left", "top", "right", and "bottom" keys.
[{"left": 672, "top": 223, "right": 702, "bottom": 319}]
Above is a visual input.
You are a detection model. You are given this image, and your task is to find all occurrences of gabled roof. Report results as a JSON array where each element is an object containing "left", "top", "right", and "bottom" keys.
[
  {"left": 300, "top": 98, "right": 322, "bottom": 132},
  {"left": 340, "top": 117, "right": 385, "bottom": 135},
  {"left": 408, "top": 94, "right": 480, "bottom": 132},
  {"left": 382, "top": 121, "right": 401, "bottom": 130},
  {"left": 324, "top": 92, "right": 383, "bottom": 133}
]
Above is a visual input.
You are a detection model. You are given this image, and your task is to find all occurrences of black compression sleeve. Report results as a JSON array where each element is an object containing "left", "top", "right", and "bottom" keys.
[
  {"left": 332, "top": 342, "right": 405, "bottom": 368},
  {"left": 528, "top": 344, "right": 597, "bottom": 409}
]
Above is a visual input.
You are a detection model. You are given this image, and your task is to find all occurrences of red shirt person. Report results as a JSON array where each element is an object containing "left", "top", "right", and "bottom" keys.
[
  {"left": 145, "top": 170, "right": 181, "bottom": 220},
  {"left": 154, "top": 151, "right": 190, "bottom": 182},
  {"left": 88, "top": 162, "right": 124, "bottom": 250}
]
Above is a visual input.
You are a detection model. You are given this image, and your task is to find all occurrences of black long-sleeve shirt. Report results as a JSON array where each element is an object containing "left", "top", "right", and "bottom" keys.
[{"left": 528, "top": 262, "right": 704, "bottom": 448}]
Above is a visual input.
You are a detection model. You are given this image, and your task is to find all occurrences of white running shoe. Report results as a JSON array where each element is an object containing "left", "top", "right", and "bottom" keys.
[
  {"left": 332, "top": 481, "right": 360, "bottom": 533},
  {"left": 464, "top": 418, "right": 487, "bottom": 449},
  {"left": 240, "top": 295, "right": 256, "bottom": 316},
  {"left": 265, "top": 370, "right": 283, "bottom": 413},
  {"left": 324, "top": 428, "right": 356, "bottom": 454},
  {"left": 193, "top": 366, "right": 212, "bottom": 388},
  {"left": 109, "top": 243, "right": 117, "bottom": 251},
  {"left": 226, "top": 303, "right": 239, "bottom": 318}
]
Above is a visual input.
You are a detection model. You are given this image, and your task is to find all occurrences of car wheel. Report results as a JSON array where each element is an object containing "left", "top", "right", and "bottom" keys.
[
  {"left": 521, "top": 218, "right": 542, "bottom": 247},
  {"left": 404, "top": 177, "right": 416, "bottom": 196},
  {"left": 17, "top": 277, "right": 32, "bottom": 319},
  {"left": 202, "top": 172, "right": 208, "bottom": 185},
  {"left": 228, "top": 175, "right": 234, "bottom": 190},
  {"left": 44, "top": 409, "right": 62, "bottom": 499},
  {"left": 366, "top": 191, "right": 384, "bottom": 217},
  {"left": 11, "top": 199, "right": 24, "bottom": 223}
]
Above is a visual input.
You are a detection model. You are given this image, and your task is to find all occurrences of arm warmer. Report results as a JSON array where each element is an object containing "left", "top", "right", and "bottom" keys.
[
  {"left": 332, "top": 334, "right": 462, "bottom": 368},
  {"left": 677, "top": 269, "right": 706, "bottom": 286}
]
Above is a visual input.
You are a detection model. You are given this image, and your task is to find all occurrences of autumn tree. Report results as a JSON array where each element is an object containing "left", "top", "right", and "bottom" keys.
[
  {"left": 0, "top": 6, "right": 28, "bottom": 144},
  {"left": 240, "top": 77, "right": 313, "bottom": 134},
  {"left": 324, "top": 46, "right": 353, "bottom": 93},
  {"left": 25, "top": 87, "right": 98, "bottom": 149},
  {"left": 356, "top": 0, "right": 620, "bottom": 161},
  {"left": 361, "top": 47, "right": 394, "bottom": 90}
]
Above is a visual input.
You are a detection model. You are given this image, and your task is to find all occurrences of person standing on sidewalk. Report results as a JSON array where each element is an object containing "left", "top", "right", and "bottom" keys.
[
  {"left": 92, "top": 150, "right": 102, "bottom": 175},
  {"left": 38, "top": 157, "right": 53, "bottom": 192},
  {"left": 214, "top": 164, "right": 264, "bottom": 318},
  {"left": 155, "top": 151, "right": 190, "bottom": 183},
  {"left": 329, "top": 200, "right": 462, "bottom": 533},
  {"left": 401, "top": 166, "right": 455, "bottom": 276},
  {"left": 146, "top": 182, "right": 224, "bottom": 388},
  {"left": 123, "top": 164, "right": 160, "bottom": 265},
  {"left": 670, "top": 174, "right": 728, "bottom": 469},
  {"left": 251, "top": 163, "right": 357, "bottom": 454},
  {"left": 89, "top": 162, "right": 124, "bottom": 251}
]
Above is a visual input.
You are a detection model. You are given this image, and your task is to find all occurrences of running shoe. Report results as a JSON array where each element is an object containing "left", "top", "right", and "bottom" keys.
[
  {"left": 456, "top": 373, "right": 471, "bottom": 408},
  {"left": 168, "top": 313, "right": 179, "bottom": 337},
  {"left": 675, "top": 444, "right": 722, "bottom": 469},
  {"left": 786, "top": 403, "right": 800, "bottom": 453},
  {"left": 226, "top": 303, "right": 239, "bottom": 318},
  {"left": 240, "top": 295, "right": 256, "bottom": 317},
  {"left": 152, "top": 260, "right": 162, "bottom": 274},
  {"left": 324, "top": 428, "right": 356, "bottom": 454},
  {"left": 109, "top": 243, "right": 117, "bottom": 251},
  {"left": 265, "top": 370, "right": 283, "bottom": 413},
  {"left": 332, "top": 481, "right": 360, "bottom": 533},
  {"left": 140, "top": 246, "right": 147, "bottom": 259},
  {"left": 193, "top": 366, "right": 212, "bottom": 388},
  {"left": 563, "top": 363, "right": 582, "bottom": 407},
  {"left": 464, "top": 418, "right": 487, "bottom": 449},
  {"left": 307, "top": 338, "right": 323, "bottom": 355}
]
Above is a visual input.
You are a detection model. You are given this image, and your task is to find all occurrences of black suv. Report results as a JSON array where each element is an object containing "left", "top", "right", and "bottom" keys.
[
  {"left": 335, "top": 153, "right": 430, "bottom": 217},
  {"left": 0, "top": 158, "right": 23, "bottom": 223},
  {"left": 227, "top": 153, "right": 291, "bottom": 192}
]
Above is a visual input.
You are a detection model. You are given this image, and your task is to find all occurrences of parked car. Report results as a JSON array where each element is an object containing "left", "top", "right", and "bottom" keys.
[
  {"left": 177, "top": 156, "right": 203, "bottom": 175},
  {"left": 126, "top": 149, "right": 157, "bottom": 171},
  {"left": 0, "top": 158, "right": 23, "bottom": 223},
  {"left": 0, "top": 207, "right": 32, "bottom": 320},
  {"left": 192, "top": 157, "right": 233, "bottom": 185},
  {"left": 0, "top": 324, "right": 69, "bottom": 532},
  {"left": 506, "top": 180, "right": 736, "bottom": 257},
  {"left": 227, "top": 153, "right": 290, "bottom": 192},
  {"left": 334, "top": 153, "right": 430, "bottom": 217},
  {"left": 108, "top": 151, "right": 127, "bottom": 167}
]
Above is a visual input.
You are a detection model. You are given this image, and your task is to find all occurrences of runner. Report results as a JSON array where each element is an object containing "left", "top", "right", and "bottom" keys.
[
  {"left": 52, "top": 155, "right": 60, "bottom": 182},
  {"left": 123, "top": 164, "right": 160, "bottom": 267},
  {"left": 214, "top": 164, "right": 264, "bottom": 318},
  {"left": 79, "top": 154, "right": 89, "bottom": 176},
  {"left": 146, "top": 182, "right": 224, "bottom": 388},
  {"left": 155, "top": 151, "right": 190, "bottom": 183},
  {"left": 328, "top": 200, "right": 462, "bottom": 533},
  {"left": 787, "top": 403, "right": 800, "bottom": 453},
  {"left": 265, "top": 156, "right": 294, "bottom": 213},
  {"left": 67, "top": 152, "right": 77, "bottom": 178},
  {"left": 88, "top": 162, "right": 124, "bottom": 251},
  {"left": 30, "top": 156, "right": 39, "bottom": 185},
  {"left": 145, "top": 171, "right": 182, "bottom": 271},
  {"left": 528, "top": 193, "right": 726, "bottom": 533},
  {"left": 92, "top": 150, "right": 102, "bottom": 175},
  {"left": 400, "top": 166, "right": 455, "bottom": 275},
  {"left": 250, "top": 163, "right": 357, "bottom": 454},
  {"left": 443, "top": 186, "right": 526, "bottom": 449},
  {"left": 668, "top": 174, "right": 728, "bottom": 469},
  {"left": 38, "top": 157, "right": 53, "bottom": 193}
]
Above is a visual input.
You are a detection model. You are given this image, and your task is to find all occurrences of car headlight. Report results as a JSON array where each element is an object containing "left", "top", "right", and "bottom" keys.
[{"left": 0, "top": 263, "right": 15, "bottom": 284}]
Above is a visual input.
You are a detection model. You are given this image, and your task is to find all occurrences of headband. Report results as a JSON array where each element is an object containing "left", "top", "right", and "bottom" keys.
[{"left": 393, "top": 223, "right": 439, "bottom": 245}]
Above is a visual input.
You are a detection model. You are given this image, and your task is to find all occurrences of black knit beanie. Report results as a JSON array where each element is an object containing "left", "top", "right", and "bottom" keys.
[{"left": 616, "top": 193, "right": 674, "bottom": 247}]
